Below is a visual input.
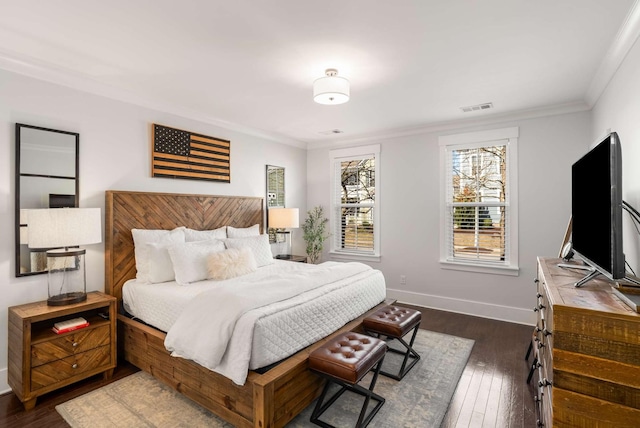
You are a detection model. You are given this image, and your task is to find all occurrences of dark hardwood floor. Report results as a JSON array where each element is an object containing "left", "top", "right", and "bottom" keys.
[
  {"left": 0, "top": 363, "right": 139, "bottom": 428},
  {"left": 412, "top": 306, "right": 537, "bottom": 428},
  {"left": 0, "top": 307, "right": 536, "bottom": 427}
]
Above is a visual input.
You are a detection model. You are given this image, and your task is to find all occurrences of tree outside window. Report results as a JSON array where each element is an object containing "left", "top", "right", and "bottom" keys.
[
  {"left": 330, "top": 144, "right": 380, "bottom": 258},
  {"left": 450, "top": 145, "right": 507, "bottom": 262}
]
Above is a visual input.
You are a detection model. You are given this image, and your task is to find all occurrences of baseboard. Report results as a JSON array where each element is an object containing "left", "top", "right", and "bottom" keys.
[
  {"left": 0, "top": 367, "right": 10, "bottom": 395},
  {"left": 387, "top": 288, "right": 536, "bottom": 325}
]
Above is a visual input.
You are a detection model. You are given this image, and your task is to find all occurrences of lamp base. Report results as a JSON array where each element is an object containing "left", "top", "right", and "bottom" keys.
[{"left": 47, "top": 292, "right": 87, "bottom": 306}]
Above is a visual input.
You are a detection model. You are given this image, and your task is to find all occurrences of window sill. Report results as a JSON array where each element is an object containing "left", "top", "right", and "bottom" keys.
[
  {"left": 330, "top": 251, "right": 381, "bottom": 263},
  {"left": 440, "top": 260, "right": 519, "bottom": 276}
]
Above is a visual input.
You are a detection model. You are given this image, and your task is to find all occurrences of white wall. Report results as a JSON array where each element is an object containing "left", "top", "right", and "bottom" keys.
[
  {"left": 0, "top": 69, "right": 307, "bottom": 393},
  {"left": 307, "top": 112, "right": 590, "bottom": 324},
  {"left": 592, "top": 37, "right": 640, "bottom": 272}
]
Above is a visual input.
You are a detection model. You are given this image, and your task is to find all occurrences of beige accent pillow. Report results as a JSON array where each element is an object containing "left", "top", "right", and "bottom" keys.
[{"left": 207, "top": 247, "right": 257, "bottom": 281}]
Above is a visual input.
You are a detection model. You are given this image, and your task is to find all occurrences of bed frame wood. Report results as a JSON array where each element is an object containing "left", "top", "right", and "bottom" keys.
[{"left": 104, "top": 190, "right": 390, "bottom": 428}]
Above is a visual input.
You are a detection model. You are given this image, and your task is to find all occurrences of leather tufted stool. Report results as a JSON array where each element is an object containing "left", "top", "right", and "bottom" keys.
[
  {"left": 308, "top": 332, "right": 387, "bottom": 428},
  {"left": 363, "top": 305, "right": 422, "bottom": 380}
]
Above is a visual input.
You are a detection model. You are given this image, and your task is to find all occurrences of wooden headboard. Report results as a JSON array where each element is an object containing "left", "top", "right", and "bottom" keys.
[{"left": 105, "top": 190, "right": 263, "bottom": 301}]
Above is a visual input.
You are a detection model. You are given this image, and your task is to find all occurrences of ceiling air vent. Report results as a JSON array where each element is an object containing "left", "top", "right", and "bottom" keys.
[
  {"left": 318, "top": 129, "right": 344, "bottom": 135},
  {"left": 460, "top": 102, "right": 493, "bottom": 113}
]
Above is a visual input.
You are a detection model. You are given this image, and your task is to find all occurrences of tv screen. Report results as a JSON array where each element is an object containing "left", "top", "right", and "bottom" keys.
[{"left": 571, "top": 132, "right": 624, "bottom": 280}]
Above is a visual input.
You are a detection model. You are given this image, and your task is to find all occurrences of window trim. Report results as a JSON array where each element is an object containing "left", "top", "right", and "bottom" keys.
[
  {"left": 329, "top": 144, "right": 381, "bottom": 260},
  {"left": 439, "top": 127, "right": 519, "bottom": 276}
]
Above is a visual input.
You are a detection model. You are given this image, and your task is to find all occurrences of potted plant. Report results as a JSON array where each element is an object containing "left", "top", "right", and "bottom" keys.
[{"left": 303, "top": 206, "right": 330, "bottom": 264}]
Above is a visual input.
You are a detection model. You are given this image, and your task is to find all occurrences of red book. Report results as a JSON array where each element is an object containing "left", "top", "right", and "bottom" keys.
[
  {"left": 52, "top": 322, "right": 90, "bottom": 334},
  {"left": 52, "top": 317, "right": 90, "bottom": 334}
]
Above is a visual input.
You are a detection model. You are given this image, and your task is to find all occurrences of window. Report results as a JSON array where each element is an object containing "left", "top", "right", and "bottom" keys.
[
  {"left": 330, "top": 144, "right": 380, "bottom": 260},
  {"left": 439, "top": 128, "right": 519, "bottom": 275}
]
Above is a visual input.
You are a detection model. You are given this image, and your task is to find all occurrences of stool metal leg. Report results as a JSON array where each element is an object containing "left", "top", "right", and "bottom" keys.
[
  {"left": 392, "top": 324, "right": 420, "bottom": 380},
  {"left": 367, "top": 324, "right": 421, "bottom": 380},
  {"left": 310, "top": 356, "right": 386, "bottom": 428},
  {"left": 310, "top": 380, "right": 346, "bottom": 425},
  {"left": 525, "top": 339, "right": 533, "bottom": 361},
  {"left": 356, "top": 356, "right": 385, "bottom": 427}
]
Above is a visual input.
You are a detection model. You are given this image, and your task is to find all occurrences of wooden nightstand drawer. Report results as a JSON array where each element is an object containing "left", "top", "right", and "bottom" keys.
[
  {"left": 8, "top": 292, "right": 117, "bottom": 410},
  {"left": 31, "top": 345, "right": 111, "bottom": 391},
  {"left": 31, "top": 324, "right": 111, "bottom": 367}
]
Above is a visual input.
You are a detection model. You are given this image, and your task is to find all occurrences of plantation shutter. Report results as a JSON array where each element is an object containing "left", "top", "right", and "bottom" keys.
[
  {"left": 330, "top": 145, "right": 380, "bottom": 257},
  {"left": 444, "top": 141, "right": 510, "bottom": 264}
]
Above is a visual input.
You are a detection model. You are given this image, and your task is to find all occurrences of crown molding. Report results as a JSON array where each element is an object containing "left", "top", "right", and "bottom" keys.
[
  {"left": 305, "top": 101, "right": 590, "bottom": 150},
  {"left": 0, "top": 49, "right": 307, "bottom": 149},
  {"left": 586, "top": 0, "right": 640, "bottom": 107}
]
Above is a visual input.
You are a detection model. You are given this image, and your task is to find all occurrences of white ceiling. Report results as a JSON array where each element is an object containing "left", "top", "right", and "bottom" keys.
[{"left": 0, "top": 1, "right": 638, "bottom": 146}]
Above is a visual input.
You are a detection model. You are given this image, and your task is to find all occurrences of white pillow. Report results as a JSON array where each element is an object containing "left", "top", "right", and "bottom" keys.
[
  {"left": 224, "top": 234, "right": 274, "bottom": 267},
  {"left": 207, "top": 247, "right": 257, "bottom": 281},
  {"left": 185, "top": 227, "right": 227, "bottom": 242},
  {"left": 147, "top": 242, "right": 176, "bottom": 283},
  {"left": 132, "top": 227, "right": 185, "bottom": 283},
  {"left": 227, "top": 224, "right": 260, "bottom": 238},
  {"left": 168, "top": 240, "right": 226, "bottom": 285}
]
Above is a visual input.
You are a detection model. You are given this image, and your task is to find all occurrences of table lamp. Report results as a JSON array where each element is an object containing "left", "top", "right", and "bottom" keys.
[
  {"left": 268, "top": 207, "right": 299, "bottom": 259},
  {"left": 27, "top": 208, "right": 102, "bottom": 306}
]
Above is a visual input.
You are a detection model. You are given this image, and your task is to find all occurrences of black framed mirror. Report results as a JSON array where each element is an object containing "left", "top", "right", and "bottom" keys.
[
  {"left": 266, "top": 165, "right": 285, "bottom": 243},
  {"left": 15, "top": 123, "right": 79, "bottom": 277}
]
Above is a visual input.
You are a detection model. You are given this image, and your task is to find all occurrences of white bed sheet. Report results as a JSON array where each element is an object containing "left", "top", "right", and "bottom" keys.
[{"left": 122, "top": 260, "right": 386, "bottom": 382}]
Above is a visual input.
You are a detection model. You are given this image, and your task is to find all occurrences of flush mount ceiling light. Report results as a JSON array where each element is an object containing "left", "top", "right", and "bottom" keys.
[{"left": 313, "top": 68, "right": 350, "bottom": 105}]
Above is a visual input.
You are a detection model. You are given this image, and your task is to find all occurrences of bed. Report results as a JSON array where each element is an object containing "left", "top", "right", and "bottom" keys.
[{"left": 105, "top": 190, "right": 389, "bottom": 428}]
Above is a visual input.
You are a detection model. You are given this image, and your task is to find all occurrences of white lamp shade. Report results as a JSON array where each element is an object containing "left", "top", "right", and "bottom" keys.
[
  {"left": 27, "top": 208, "right": 102, "bottom": 249},
  {"left": 269, "top": 208, "right": 300, "bottom": 229},
  {"left": 313, "top": 69, "right": 350, "bottom": 105}
]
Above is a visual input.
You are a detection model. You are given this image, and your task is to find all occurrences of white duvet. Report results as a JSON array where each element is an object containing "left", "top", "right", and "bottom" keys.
[{"left": 159, "top": 261, "right": 382, "bottom": 385}]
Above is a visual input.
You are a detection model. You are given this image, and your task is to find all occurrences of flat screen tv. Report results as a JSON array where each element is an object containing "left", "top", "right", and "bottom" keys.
[{"left": 571, "top": 131, "right": 625, "bottom": 283}]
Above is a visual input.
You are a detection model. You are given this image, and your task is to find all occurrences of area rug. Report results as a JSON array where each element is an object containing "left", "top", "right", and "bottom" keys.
[{"left": 56, "top": 330, "right": 474, "bottom": 427}]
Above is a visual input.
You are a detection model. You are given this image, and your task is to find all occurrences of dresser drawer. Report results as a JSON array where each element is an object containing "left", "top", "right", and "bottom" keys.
[
  {"left": 31, "top": 324, "right": 111, "bottom": 367},
  {"left": 31, "top": 345, "right": 111, "bottom": 391}
]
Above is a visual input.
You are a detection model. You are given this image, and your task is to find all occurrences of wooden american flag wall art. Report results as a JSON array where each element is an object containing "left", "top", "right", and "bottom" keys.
[{"left": 152, "top": 124, "right": 231, "bottom": 183}]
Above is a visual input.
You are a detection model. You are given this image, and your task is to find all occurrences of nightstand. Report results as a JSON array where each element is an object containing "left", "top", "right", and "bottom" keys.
[
  {"left": 274, "top": 254, "right": 308, "bottom": 263},
  {"left": 8, "top": 291, "right": 117, "bottom": 410}
]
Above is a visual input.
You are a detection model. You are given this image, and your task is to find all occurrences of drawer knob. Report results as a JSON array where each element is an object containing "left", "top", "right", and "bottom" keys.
[
  {"left": 534, "top": 278, "right": 539, "bottom": 284},
  {"left": 543, "top": 329, "right": 552, "bottom": 337},
  {"left": 72, "top": 363, "right": 78, "bottom": 369},
  {"left": 536, "top": 292, "right": 542, "bottom": 298},
  {"left": 72, "top": 342, "right": 79, "bottom": 347},
  {"left": 538, "top": 342, "right": 545, "bottom": 349}
]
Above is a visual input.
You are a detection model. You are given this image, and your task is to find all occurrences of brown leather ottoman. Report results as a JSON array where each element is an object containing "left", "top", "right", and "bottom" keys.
[
  {"left": 308, "top": 332, "right": 387, "bottom": 428},
  {"left": 363, "top": 305, "right": 422, "bottom": 380}
]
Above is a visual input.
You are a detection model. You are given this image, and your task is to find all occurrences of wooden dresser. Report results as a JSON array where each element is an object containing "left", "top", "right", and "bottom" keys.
[
  {"left": 532, "top": 258, "right": 640, "bottom": 427},
  {"left": 8, "top": 292, "right": 116, "bottom": 410}
]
